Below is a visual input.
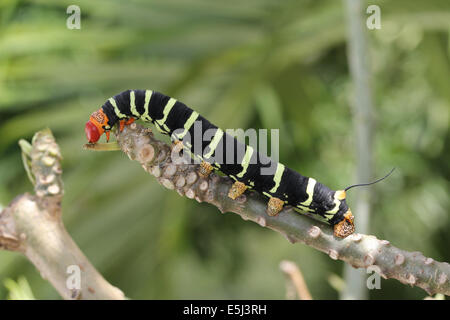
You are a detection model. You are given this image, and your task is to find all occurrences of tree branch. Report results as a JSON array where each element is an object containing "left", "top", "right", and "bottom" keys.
[
  {"left": 0, "top": 129, "right": 125, "bottom": 300},
  {"left": 342, "top": 0, "right": 376, "bottom": 299},
  {"left": 111, "top": 122, "right": 450, "bottom": 296},
  {"left": 279, "top": 260, "right": 312, "bottom": 300}
]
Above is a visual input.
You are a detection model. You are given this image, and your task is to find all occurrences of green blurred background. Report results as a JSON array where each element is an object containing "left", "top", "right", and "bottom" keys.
[{"left": 0, "top": 0, "right": 448, "bottom": 299}]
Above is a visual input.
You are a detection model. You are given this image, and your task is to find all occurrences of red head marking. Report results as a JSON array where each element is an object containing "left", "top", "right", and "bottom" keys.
[
  {"left": 85, "top": 121, "right": 101, "bottom": 143},
  {"left": 85, "top": 109, "right": 108, "bottom": 143}
]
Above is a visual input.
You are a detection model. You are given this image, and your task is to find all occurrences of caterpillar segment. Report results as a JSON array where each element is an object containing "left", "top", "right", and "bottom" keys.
[{"left": 85, "top": 89, "right": 356, "bottom": 238}]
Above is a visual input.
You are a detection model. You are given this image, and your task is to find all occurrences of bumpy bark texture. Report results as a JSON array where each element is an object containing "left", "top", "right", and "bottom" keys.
[
  {"left": 0, "top": 129, "right": 124, "bottom": 300},
  {"left": 115, "top": 123, "right": 450, "bottom": 296}
]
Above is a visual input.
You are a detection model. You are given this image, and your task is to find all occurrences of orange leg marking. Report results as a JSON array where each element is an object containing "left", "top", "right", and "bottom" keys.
[
  {"left": 333, "top": 210, "right": 355, "bottom": 238},
  {"left": 119, "top": 118, "right": 135, "bottom": 132},
  {"left": 199, "top": 161, "right": 214, "bottom": 178},
  {"left": 267, "top": 197, "right": 284, "bottom": 216},
  {"left": 228, "top": 181, "right": 247, "bottom": 200}
]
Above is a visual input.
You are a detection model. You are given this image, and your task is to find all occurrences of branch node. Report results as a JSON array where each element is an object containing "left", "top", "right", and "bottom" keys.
[
  {"left": 307, "top": 226, "right": 321, "bottom": 239},
  {"left": 175, "top": 176, "right": 186, "bottom": 188},
  {"left": 364, "top": 254, "right": 375, "bottom": 266},
  {"left": 199, "top": 180, "right": 209, "bottom": 191},
  {"left": 160, "top": 178, "right": 175, "bottom": 190},
  {"left": 186, "top": 172, "right": 198, "bottom": 185},
  {"left": 138, "top": 145, "right": 155, "bottom": 163},
  {"left": 151, "top": 166, "right": 161, "bottom": 178},
  {"left": 41, "top": 156, "right": 56, "bottom": 167},
  {"left": 350, "top": 233, "right": 362, "bottom": 242},
  {"left": 328, "top": 249, "right": 339, "bottom": 260},
  {"left": 257, "top": 217, "right": 267, "bottom": 227},
  {"left": 185, "top": 188, "right": 195, "bottom": 199},
  {"left": 47, "top": 184, "right": 61, "bottom": 195},
  {"left": 407, "top": 274, "right": 416, "bottom": 285},
  {"left": 164, "top": 164, "right": 177, "bottom": 177},
  {"left": 438, "top": 273, "right": 448, "bottom": 285},
  {"left": 285, "top": 234, "right": 296, "bottom": 244},
  {"left": 395, "top": 254, "right": 405, "bottom": 266}
]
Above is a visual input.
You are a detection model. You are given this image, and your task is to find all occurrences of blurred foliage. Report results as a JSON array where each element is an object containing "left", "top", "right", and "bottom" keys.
[
  {"left": 0, "top": 0, "right": 448, "bottom": 299},
  {"left": 4, "top": 276, "right": 35, "bottom": 300}
]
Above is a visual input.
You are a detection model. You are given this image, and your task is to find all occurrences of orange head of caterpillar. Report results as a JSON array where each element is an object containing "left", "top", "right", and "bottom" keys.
[
  {"left": 332, "top": 190, "right": 355, "bottom": 238},
  {"left": 85, "top": 109, "right": 110, "bottom": 143}
]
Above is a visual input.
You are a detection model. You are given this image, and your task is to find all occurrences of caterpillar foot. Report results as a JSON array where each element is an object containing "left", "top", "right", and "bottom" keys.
[
  {"left": 199, "top": 161, "right": 214, "bottom": 178},
  {"left": 119, "top": 118, "right": 135, "bottom": 132},
  {"left": 228, "top": 181, "right": 247, "bottom": 200},
  {"left": 333, "top": 210, "right": 355, "bottom": 238},
  {"left": 267, "top": 197, "right": 284, "bottom": 216}
]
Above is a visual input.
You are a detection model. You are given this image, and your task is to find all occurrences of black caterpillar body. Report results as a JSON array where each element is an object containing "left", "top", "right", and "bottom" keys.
[{"left": 86, "top": 90, "right": 355, "bottom": 237}]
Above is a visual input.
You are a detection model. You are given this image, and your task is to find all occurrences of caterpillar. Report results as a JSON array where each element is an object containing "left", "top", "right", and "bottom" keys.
[{"left": 85, "top": 90, "right": 358, "bottom": 237}]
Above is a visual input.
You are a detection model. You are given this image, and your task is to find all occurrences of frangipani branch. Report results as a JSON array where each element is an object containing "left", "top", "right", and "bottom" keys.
[
  {"left": 0, "top": 129, "right": 125, "bottom": 300},
  {"left": 112, "top": 122, "right": 450, "bottom": 296}
]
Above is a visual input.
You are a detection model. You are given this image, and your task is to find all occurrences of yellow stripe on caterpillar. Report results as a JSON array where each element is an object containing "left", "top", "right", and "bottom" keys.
[
  {"left": 109, "top": 98, "right": 127, "bottom": 119},
  {"left": 296, "top": 204, "right": 315, "bottom": 213},
  {"left": 203, "top": 128, "right": 224, "bottom": 159},
  {"left": 129, "top": 91, "right": 141, "bottom": 117},
  {"left": 155, "top": 98, "right": 177, "bottom": 133},
  {"left": 175, "top": 111, "right": 199, "bottom": 140},
  {"left": 269, "top": 163, "right": 285, "bottom": 193},
  {"left": 299, "top": 178, "right": 316, "bottom": 206},
  {"left": 325, "top": 191, "right": 343, "bottom": 215},
  {"left": 141, "top": 90, "right": 153, "bottom": 121},
  {"left": 237, "top": 146, "right": 254, "bottom": 178}
]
